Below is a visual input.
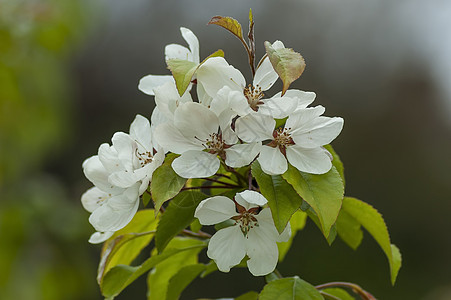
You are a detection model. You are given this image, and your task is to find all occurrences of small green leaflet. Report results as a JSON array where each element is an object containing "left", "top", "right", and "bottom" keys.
[
  {"left": 321, "top": 288, "right": 355, "bottom": 300},
  {"left": 208, "top": 15, "right": 244, "bottom": 40},
  {"left": 264, "top": 41, "right": 306, "bottom": 96},
  {"left": 151, "top": 153, "right": 187, "bottom": 214},
  {"left": 259, "top": 276, "right": 324, "bottom": 300},
  {"left": 336, "top": 209, "right": 363, "bottom": 250},
  {"left": 236, "top": 291, "right": 259, "bottom": 300},
  {"left": 251, "top": 161, "right": 303, "bottom": 233},
  {"left": 341, "top": 197, "right": 402, "bottom": 285},
  {"left": 155, "top": 190, "right": 208, "bottom": 252},
  {"left": 323, "top": 144, "right": 345, "bottom": 186},
  {"left": 282, "top": 164, "right": 344, "bottom": 239},
  {"left": 167, "top": 49, "right": 224, "bottom": 96},
  {"left": 165, "top": 264, "right": 206, "bottom": 300}
]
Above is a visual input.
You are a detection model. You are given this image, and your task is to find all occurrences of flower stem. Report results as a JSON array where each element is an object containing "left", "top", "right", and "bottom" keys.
[
  {"left": 315, "top": 282, "right": 376, "bottom": 300},
  {"left": 204, "top": 177, "right": 240, "bottom": 187},
  {"left": 181, "top": 185, "right": 239, "bottom": 191},
  {"left": 181, "top": 229, "right": 211, "bottom": 239}
]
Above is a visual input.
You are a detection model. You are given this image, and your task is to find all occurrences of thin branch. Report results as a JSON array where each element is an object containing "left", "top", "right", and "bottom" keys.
[
  {"left": 204, "top": 177, "right": 240, "bottom": 187},
  {"left": 316, "top": 282, "right": 377, "bottom": 300},
  {"left": 182, "top": 229, "right": 211, "bottom": 239},
  {"left": 181, "top": 185, "right": 239, "bottom": 191}
]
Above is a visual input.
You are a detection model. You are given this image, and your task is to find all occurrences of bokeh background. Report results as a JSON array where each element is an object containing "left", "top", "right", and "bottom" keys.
[{"left": 1, "top": 0, "right": 450, "bottom": 299}]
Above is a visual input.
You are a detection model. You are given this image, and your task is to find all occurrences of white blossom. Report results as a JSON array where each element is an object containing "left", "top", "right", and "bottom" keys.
[
  {"left": 235, "top": 106, "right": 344, "bottom": 175},
  {"left": 138, "top": 27, "right": 199, "bottom": 96},
  {"left": 194, "top": 190, "right": 290, "bottom": 276},
  {"left": 154, "top": 102, "right": 260, "bottom": 178}
]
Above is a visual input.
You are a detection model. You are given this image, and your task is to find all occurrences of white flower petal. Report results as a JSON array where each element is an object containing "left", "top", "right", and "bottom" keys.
[
  {"left": 81, "top": 187, "right": 109, "bottom": 213},
  {"left": 207, "top": 225, "right": 246, "bottom": 272},
  {"left": 150, "top": 106, "right": 169, "bottom": 129},
  {"left": 285, "top": 106, "right": 326, "bottom": 133},
  {"left": 258, "top": 96, "right": 299, "bottom": 119},
  {"left": 129, "top": 115, "right": 152, "bottom": 150},
  {"left": 235, "top": 190, "right": 268, "bottom": 210},
  {"left": 235, "top": 113, "right": 275, "bottom": 143},
  {"left": 165, "top": 44, "right": 192, "bottom": 61},
  {"left": 174, "top": 102, "right": 219, "bottom": 142},
  {"left": 197, "top": 82, "right": 213, "bottom": 107},
  {"left": 108, "top": 170, "right": 141, "bottom": 188},
  {"left": 225, "top": 142, "right": 261, "bottom": 168},
  {"left": 154, "top": 81, "right": 193, "bottom": 121},
  {"left": 255, "top": 208, "right": 288, "bottom": 241},
  {"left": 98, "top": 143, "right": 123, "bottom": 174},
  {"left": 196, "top": 57, "right": 245, "bottom": 98},
  {"left": 172, "top": 150, "right": 220, "bottom": 178},
  {"left": 253, "top": 56, "right": 278, "bottom": 91},
  {"left": 245, "top": 226, "right": 279, "bottom": 276},
  {"left": 180, "top": 27, "right": 200, "bottom": 64},
  {"left": 257, "top": 146, "right": 288, "bottom": 175},
  {"left": 89, "top": 195, "right": 139, "bottom": 232},
  {"left": 272, "top": 90, "right": 316, "bottom": 109},
  {"left": 195, "top": 196, "right": 237, "bottom": 225},
  {"left": 138, "top": 75, "right": 173, "bottom": 96},
  {"left": 154, "top": 123, "right": 203, "bottom": 154},
  {"left": 82, "top": 156, "right": 118, "bottom": 193},
  {"left": 88, "top": 231, "right": 114, "bottom": 244},
  {"left": 286, "top": 145, "right": 332, "bottom": 174},
  {"left": 291, "top": 116, "right": 344, "bottom": 148},
  {"left": 111, "top": 132, "right": 136, "bottom": 171}
]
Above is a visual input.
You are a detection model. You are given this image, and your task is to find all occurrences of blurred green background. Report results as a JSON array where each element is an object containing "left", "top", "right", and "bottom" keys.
[{"left": 1, "top": 0, "right": 450, "bottom": 299}]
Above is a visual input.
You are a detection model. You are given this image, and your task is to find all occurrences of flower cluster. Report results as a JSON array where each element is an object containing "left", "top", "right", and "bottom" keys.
[{"left": 82, "top": 27, "right": 343, "bottom": 275}]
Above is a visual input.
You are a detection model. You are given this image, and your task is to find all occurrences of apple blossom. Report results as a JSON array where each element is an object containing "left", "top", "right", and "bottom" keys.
[
  {"left": 194, "top": 190, "right": 290, "bottom": 276},
  {"left": 235, "top": 106, "right": 344, "bottom": 175}
]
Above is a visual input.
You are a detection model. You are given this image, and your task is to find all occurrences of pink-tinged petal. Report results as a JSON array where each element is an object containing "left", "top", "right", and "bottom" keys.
[
  {"left": 172, "top": 150, "right": 220, "bottom": 178},
  {"left": 81, "top": 187, "right": 109, "bottom": 213},
  {"left": 88, "top": 231, "right": 114, "bottom": 244},
  {"left": 207, "top": 225, "right": 246, "bottom": 272},
  {"left": 286, "top": 145, "right": 332, "bottom": 174},
  {"left": 154, "top": 123, "right": 203, "bottom": 154},
  {"left": 174, "top": 102, "right": 219, "bottom": 142},
  {"left": 180, "top": 27, "right": 200, "bottom": 64},
  {"left": 272, "top": 89, "right": 316, "bottom": 109},
  {"left": 291, "top": 116, "right": 344, "bottom": 148},
  {"left": 195, "top": 196, "right": 237, "bottom": 225},
  {"left": 225, "top": 142, "right": 261, "bottom": 168},
  {"left": 253, "top": 56, "right": 278, "bottom": 91},
  {"left": 235, "top": 190, "right": 267, "bottom": 210},
  {"left": 196, "top": 57, "right": 246, "bottom": 98},
  {"left": 138, "top": 75, "right": 173, "bottom": 96},
  {"left": 257, "top": 146, "right": 288, "bottom": 175},
  {"left": 165, "top": 44, "right": 192, "bottom": 61},
  {"left": 245, "top": 225, "right": 279, "bottom": 276},
  {"left": 129, "top": 114, "right": 153, "bottom": 150},
  {"left": 258, "top": 96, "right": 298, "bottom": 119},
  {"left": 235, "top": 113, "right": 275, "bottom": 143}
]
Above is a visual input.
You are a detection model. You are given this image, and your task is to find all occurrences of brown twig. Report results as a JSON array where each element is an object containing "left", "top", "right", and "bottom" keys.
[{"left": 315, "top": 282, "right": 377, "bottom": 300}]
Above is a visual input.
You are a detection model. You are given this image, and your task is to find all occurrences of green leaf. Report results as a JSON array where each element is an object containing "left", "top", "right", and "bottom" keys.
[
  {"left": 166, "top": 264, "right": 206, "bottom": 300},
  {"left": 236, "top": 291, "right": 259, "bottom": 300},
  {"left": 251, "top": 161, "right": 303, "bottom": 233},
  {"left": 98, "top": 210, "right": 158, "bottom": 282},
  {"left": 323, "top": 144, "right": 345, "bottom": 186},
  {"left": 341, "top": 197, "right": 402, "bottom": 284},
  {"left": 100, "top": 241, "right": 206, "bottom": 298},
  {"left": 259, "top": 276, "right": 324, "bottom": 300},
  {"left": 166, "top": 59, "right": 197, "bottom": 96},
  {"left": 321, "top": 288, "right": 355, "bottom": 300},
  {"left": 155, "top": 190, "right": 208, "bottom": 252},
  {"left": 167, "top": 49, "right": 224, "bottom": 96},
  {"left": 208, "top": 15, "right": 244, "bottom": 40},
  {"left": 264, "top": 41, "right": 306, "bottom": 96},
  {"left": 147, "top": 238, "right": 204, "bottom": 300},
  {"left": 278, "top": 210, "right": 307, "bottom": 261},
  {"left": 282, "top": 164, "right": 344, "bottom": 239},
  {"left": 190, "top": 218, "right": 202, "bottom": 233},
  {"left": 336, "top": 210, "right": 363, "bottom": 250},
  {"left": 151, "top": 154, "right": 187, "bottom": 213},
  {"left": 142, "top": 191, "right": 151, "bottom": 207}
]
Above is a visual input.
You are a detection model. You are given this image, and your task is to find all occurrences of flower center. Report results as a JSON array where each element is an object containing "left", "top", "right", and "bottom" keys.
[
  {"left": 136, "top": 149, "right": 154, "bottom": 167},
  {"left": 196, "top": 132, "right": 231, "bottom": 159},
  {"left": 273, "top": 127, "right": 294, "bottom": 147},
  {"left": 244, "top": 84, "right": 264, "bottom": 111},
  {"left": 237, "top": 212, "right": 259, "bottom": 237}
]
